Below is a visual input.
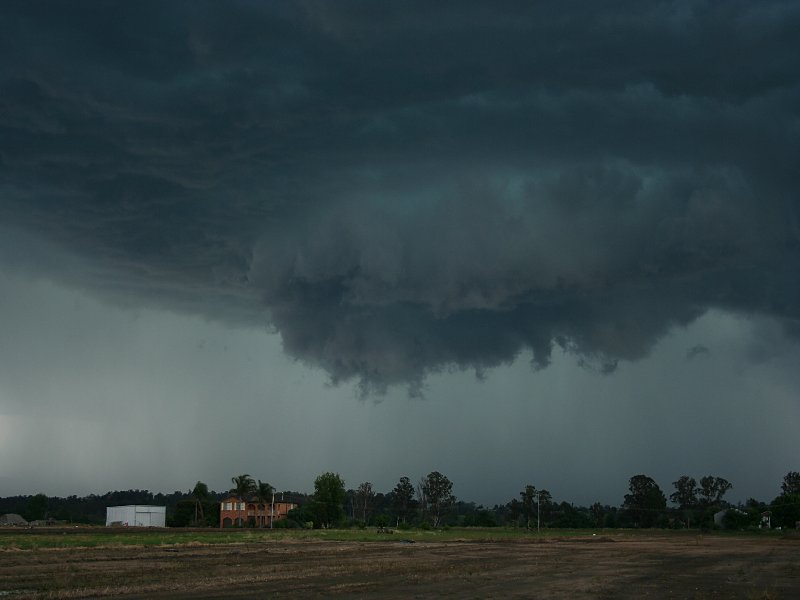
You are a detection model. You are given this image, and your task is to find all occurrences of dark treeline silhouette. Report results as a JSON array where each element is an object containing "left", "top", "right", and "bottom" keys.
[
  {"left": 0, "top": 489, "right": 222, "bottom": 526},
  {"left": 2, "top": 471, "right": 798, "bottom": 530}
]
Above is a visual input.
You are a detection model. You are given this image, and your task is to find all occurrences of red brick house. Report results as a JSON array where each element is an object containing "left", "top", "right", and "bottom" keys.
[{"left": 219, "top": 495, "right": 297, "bottom": 528}]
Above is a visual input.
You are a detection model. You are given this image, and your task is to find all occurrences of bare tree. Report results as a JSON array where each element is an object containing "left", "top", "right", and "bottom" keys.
[{"left": 356, "top": 482, "right": 374, "bottom": 522}]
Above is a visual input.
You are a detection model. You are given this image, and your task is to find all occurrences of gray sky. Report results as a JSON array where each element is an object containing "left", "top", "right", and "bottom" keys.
[{"left": 1, "top": 1, "right": 798, "bottom": 507}]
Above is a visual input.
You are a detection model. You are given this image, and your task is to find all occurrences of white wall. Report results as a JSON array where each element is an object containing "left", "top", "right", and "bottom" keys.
[{"left": 105, "top": 505, "right": 166, "bottom": 527}]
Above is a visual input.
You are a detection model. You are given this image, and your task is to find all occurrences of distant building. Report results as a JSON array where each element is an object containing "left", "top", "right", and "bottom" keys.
[
  {"left": 220, "top": 496, "right": 297, "bottom": 528},
  {"left": 106, "top": 505, "right": 166, "bottom": 527}
]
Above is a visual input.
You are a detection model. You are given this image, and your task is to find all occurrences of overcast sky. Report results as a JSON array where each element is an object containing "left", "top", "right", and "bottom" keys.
[{"left": 1, "top": 1, "right": 799, "bottom": 508}]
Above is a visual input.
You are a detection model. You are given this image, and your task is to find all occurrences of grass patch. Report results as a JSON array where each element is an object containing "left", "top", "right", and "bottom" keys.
[
  {"left": 0, "top": 526, "right": 783, "bottom": 550},
  {"left": 0, "top": 527, "right": 572, "bottom": 549}
]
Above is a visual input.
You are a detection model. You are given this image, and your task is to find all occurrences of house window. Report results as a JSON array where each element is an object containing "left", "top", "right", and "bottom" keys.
[{"left": 224, "top": 502, "right": 232, "bottom": 511}]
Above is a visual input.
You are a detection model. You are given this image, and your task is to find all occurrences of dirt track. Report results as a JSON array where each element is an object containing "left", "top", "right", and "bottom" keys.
[{"left": 1, "top": 534, "right": 799, "bottom": 599}]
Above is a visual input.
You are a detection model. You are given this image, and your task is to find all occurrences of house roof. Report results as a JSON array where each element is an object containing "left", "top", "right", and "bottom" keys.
[{"left": 221, "top": 495, "right": 296, "bottom": 504}]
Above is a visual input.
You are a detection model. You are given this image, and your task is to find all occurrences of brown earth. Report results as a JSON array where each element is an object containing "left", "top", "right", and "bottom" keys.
[{"left": 1, "top": 534, "right": 799, "bottom": 599}]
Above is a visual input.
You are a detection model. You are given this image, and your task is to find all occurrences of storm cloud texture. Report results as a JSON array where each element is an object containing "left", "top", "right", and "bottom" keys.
[{"left": 2, "top": 1, "right": 799, "bottom": 394}]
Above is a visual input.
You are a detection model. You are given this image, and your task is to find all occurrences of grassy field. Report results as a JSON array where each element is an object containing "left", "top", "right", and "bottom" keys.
[
  {"left": 0, "top": 525, "right": 785, "bottom": 550},
  {"left": 0, "top": 526, "right": 578, "bottom": 550}
]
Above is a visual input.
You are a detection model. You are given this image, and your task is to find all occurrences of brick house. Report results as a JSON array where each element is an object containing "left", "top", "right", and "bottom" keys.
[{"left": 219, "top": 495, "right": 297, "bottom": 528}]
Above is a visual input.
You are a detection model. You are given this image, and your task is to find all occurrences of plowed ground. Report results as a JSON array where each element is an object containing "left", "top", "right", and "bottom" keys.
[{"left": 1, "top": 532, "right": 799, "bottom": 599}]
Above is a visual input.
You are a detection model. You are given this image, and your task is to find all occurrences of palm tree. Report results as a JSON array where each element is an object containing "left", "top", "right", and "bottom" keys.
[
  {"left": 255, "top": 480, "right": 274, "bottom": 528},
  {"left": 230, "top": 474, "right": 256, "bottom": 527},
  {"left": 191, "top": 481, "right": 209, "bottom": 525}
]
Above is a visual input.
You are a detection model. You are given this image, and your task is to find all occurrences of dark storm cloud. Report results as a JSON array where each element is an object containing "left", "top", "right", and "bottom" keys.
[
  {"left": 1, "top": 1, "right": 799, "bottom": 391},
  {"left": 686, "top": 345, "right": 710, "bottom": 361}
]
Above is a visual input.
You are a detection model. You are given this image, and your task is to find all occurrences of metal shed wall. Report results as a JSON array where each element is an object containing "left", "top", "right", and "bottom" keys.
[{"left": 105, "top": 505, "right": 166, "bottom": 527}]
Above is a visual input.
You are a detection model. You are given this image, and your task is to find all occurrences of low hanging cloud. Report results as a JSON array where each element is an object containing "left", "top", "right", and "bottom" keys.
[
  {"left": 686, "top": 345, "right": 711, "bottom": 361},
  {"left": 1, "top": 1, "right": 799, "bottom": 392}
]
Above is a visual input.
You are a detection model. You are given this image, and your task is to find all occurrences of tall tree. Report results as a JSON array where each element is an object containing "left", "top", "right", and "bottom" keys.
[
  {"left": 537, "top": 489, "right": 553, "bottom": 525},
  {"left": 670, "top": 476, "right": 698, "bottom": 509},
  {"left": 313, "top": 472, "right": 346, "bottom": 528},
  {"left": 589, "top": 503, "right": 605, "bottom": 527},
  {"left": 698, "top": 476, "right": 732, "bottom": 506},
  {"left": 771, "top": 492, "right": 800, "bottom": 528},
  {"left": 623, "top": 474, "right": 666, "bottom": 528},
  {"left": 25, "top": 493, "right": 48, "bottom": 521},
  {"left": 781, "top": 471, "right": 800, "bottom": 495},
  {"left": 356, "top": 482, "right": 374, "bottom": 523},
  {"left": 519, "top": 485, "right": 537, "bottom": 529},
  {"left": 392, "top": 476, "right": 415, "bottom": 524},
  {"left": 416, "top": 478, "right": 428, "bottom": 522},
  {"left": 256, "top": 480, "right": 274, "bottom": 528},
  {"left": 230, "top": 474, "right": 256, "bottom": 527},
  {"left": 191, "top": 481, "right": 209, "bottom": 525},
  {"left": 421, "top": 471, "right": 455, "bottom": 527}
]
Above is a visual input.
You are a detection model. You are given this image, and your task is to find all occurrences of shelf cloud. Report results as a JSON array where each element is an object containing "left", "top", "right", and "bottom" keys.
[{"left": 2, "top": 0, "right": 799, "bottom": 393}]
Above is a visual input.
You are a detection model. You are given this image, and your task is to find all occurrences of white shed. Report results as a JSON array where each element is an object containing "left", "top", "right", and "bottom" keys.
[{"left": 106, "top": 505, "right": 166, "bottom": 527}]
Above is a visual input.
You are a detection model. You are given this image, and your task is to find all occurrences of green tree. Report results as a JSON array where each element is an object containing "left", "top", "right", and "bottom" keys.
[
  {"left": 230, "top": 474, "right": 256, "bottom": 527},
  {"left": 771, "top": 493, "right": 800, "bottom": 528},
  {"left": 191, "top": 481, "right": 209, "bottom": 525},
  {"left": 392, "top": 476, "right": 415, "bottom": 524},
  {"left": 421, "top": 471, "right": 455, "bottom": 527},
  {"left": 256, "top": 480, "right": 274, "bottom": 528},
  {"left": 670, "top": 475, "right": 699, "bottom": 528},
  {"left": 698, "top": 476, "right": 732, "bottom": 506},
  {"left": 313, "top": 472, "right": 345, "bottom": 528},
  {"left": 552, "top": 502, "right": 594, "bottom": 528},
  {"left": 25, "top": 493, "right": 48, "bottom": 521},
  {"left": 589, "top": 502, "right": 605, "bottom": 527},
  {"left": 781, "top": 471, "right": 800, "bottom": 495},
  {"left": 519, "top": 485, "right": 537, "bottom": 529},
  {"left": 670, "top": 476, "right": 698, "bottom": 509},
  {"left": 537, "top": 489, "right": 553, "bottom": 524},
  {"left": 623, "top": 475, "right": 666, "bottom": 528},
  {"left": 171, "top": 499, "right": 196, "bottom": 527}
]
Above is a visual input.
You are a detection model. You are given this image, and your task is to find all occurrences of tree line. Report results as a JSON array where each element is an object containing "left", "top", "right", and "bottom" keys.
[
  {"left": 206, "top": 469, "right": 800, "bottom": 531},
  {"left": 2, "top": 471, "right": 798, "bottom": 530}
]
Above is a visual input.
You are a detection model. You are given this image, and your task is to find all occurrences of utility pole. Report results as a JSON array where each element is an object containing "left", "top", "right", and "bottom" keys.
[
  {"left": 270, "top": 493, "right": 274, "bottom": 529},
  {"left": 537, "top": 491, "right": 540, "bottom": 533}
]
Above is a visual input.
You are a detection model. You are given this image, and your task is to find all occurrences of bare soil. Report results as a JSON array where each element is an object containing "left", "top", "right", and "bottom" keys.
[{"left": 1, "top": 533, "right": 798, "bottom": 599}]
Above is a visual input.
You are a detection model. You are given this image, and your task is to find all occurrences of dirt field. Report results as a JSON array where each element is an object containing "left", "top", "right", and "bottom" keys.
[{"left": 1, "top": 531, "right": 798, "bottom": 599}]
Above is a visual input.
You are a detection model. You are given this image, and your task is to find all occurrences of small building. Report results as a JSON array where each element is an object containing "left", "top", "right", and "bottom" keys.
[
  {"left": 106, "top": 505, "right": 166, "bottom": 527},
  {"left": 220, "top": 496, "right": 297, "bottom": 528}
]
